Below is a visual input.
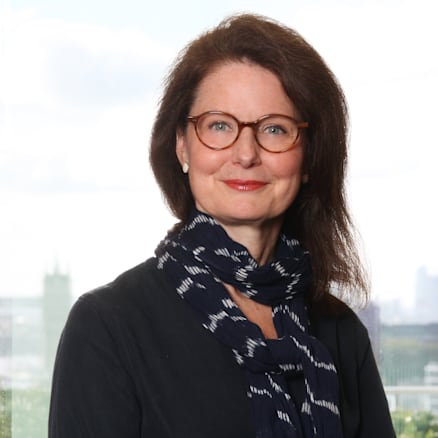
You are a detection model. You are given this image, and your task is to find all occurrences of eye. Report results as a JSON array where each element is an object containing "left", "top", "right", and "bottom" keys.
[
  {"left": 262, "top": 124, "right": 287, "bottom": 135},
  {"left": 208, "top": 120, "right": 233, "bottom": 132}
]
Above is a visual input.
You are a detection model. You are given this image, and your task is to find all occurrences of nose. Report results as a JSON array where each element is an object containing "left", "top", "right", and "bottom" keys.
[{"left": 231, "top": 126, "right": 261, "bottom": 168}]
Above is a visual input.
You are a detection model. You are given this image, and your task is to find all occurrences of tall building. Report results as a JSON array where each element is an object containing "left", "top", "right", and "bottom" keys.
[
  {"left": 358, "top": 301, "right": 382, "bottom": 362},
  {"left": 0, "top": 266, "right": 73, "bottom": 438},
  {"left": 43, "top": 264, "right": 72, "bottom": 375},
  {"left": 0, "top": 265, "right": 73, "bottom": 388},
  {"left": 415, "top": 267, "right": 438, "bottom": 323}
]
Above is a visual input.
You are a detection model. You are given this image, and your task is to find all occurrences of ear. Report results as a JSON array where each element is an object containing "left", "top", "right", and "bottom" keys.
[{"left": 176, "top": 130, "right": 189, "bottom": 167}]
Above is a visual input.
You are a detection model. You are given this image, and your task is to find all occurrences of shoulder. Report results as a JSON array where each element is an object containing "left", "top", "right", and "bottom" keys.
[
  {"left": 75, "top": 257, "right": 168, "bottom": 310},
  {"left": 309, "top": 293, "right": 366, "bottom": 332},
  {"left": 65, "top": 258, "right": 172, "bottom": 336},
  {"left": 93, "top": 257, "right": 167, "bottom": 300},
  {"left": 309, "top": 294, "right": 370, "bottom": 365}
]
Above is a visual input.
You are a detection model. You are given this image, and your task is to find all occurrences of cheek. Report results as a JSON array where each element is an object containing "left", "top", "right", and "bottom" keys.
[
  {"left": 187, "top": 145, "right": 229, "bottom": 175},
  {"left": 271, "top": 150, "right": 304, "bottom": 179}
]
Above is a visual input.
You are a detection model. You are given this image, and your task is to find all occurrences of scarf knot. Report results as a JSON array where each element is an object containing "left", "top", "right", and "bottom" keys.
[{"left": 156, "top": 210, "right": 343, "bottom": 438}]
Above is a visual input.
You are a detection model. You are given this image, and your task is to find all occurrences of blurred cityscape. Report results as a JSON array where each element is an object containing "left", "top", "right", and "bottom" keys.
[
  {"left": 0, "top": 265, "right": 437, "bottom": 436},
  {"left": 0, "top": 264, "right": 72, "bottom": 389},
  {"left": 358, "top": 265, "right": 438, "bottom": 433},
  {"left": 0, "top": 264, "right": 72, "bottom": 437}
]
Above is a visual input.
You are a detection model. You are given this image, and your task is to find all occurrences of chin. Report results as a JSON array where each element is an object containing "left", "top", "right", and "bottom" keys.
[
  {"left": 196, "top": 202, "right": 284, "bottom": 227},
  {"left": 215, "top": 211, "right": 283, "bottom": 228}
]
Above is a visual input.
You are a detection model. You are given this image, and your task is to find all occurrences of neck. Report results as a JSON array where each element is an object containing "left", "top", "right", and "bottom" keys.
[{"left": 218, "top": 219, "right": 283, "bottom": 265}]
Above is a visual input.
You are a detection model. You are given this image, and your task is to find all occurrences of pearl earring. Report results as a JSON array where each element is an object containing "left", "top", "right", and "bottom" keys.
[{"left": 182, "top": 162, "right": 189, "bottom": 174}]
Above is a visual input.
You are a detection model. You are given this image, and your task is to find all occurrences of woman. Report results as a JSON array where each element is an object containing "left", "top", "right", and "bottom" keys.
[{"left": 49, "top": 14, "right": 395, "bottom": 437}]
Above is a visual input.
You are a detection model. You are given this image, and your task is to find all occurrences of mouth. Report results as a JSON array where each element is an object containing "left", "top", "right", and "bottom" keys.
[{"left": 223, "top": 179, "right": 267, "bottom": 191}]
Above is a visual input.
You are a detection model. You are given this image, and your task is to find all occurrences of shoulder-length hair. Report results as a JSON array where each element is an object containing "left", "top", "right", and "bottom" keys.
[{"left": 150, "top": 13, "right": 368, "bottom": 304}]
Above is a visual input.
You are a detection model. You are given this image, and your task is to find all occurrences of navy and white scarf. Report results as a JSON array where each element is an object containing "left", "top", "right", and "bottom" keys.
[{"left": 155, "top": 210, "right": 343, "bottom": 437}]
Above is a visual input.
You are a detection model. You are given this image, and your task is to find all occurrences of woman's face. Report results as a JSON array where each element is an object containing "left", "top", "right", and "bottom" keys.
[{"left": 176, "top": 61, "right": 305, "bottom": 230}]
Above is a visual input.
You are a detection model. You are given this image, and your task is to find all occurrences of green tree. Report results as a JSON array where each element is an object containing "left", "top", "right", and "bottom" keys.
[
  {"left": 12, "top": 387, "right": 50, "bottom": 438},
  {"left": 0, "top": 389, "right": 12, "bottom": 438},
  {"left": 393, "top": 410, "right": 438, "bottom": 438}
]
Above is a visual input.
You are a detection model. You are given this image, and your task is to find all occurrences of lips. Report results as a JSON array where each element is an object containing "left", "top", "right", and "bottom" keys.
[{"left": 223, "top": 179, "right": 267, "bottom": 191}]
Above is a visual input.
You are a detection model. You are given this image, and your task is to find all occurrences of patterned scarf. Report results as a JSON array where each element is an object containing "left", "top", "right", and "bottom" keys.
[{"left": 155, "top": 210, "right": 343, "bottom": 437}]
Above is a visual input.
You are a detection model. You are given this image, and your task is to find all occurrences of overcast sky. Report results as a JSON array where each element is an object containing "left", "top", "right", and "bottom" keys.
[{"left": 1, "top": 0, "right": 437, "bottom": 308}]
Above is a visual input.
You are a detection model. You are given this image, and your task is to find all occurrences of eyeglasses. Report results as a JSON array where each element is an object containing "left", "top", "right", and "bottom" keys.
[{"left": 187, "top": 111, "right": 308, "bottom": 153}]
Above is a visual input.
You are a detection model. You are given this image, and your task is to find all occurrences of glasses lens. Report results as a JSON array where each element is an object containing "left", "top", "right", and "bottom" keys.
[
  {"left": 196, "top": 113, "right": 238, "bottom": 149},
  {"left": 256, "top": 116, "right": 298, "bottom": 152}
]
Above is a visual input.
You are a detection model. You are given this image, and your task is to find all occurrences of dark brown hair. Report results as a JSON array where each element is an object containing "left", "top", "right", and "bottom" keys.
[{"left": 149, "top": 13, "right": 368, "bottom": 304}]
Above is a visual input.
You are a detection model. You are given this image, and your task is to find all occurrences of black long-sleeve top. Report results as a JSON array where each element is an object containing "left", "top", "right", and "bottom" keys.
[{"left": 49, "top": 258, "right": 395, "bottom": 437}]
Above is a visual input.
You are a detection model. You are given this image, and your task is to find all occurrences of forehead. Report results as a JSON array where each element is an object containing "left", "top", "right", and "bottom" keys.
[{"left": 191, "top": 61, "right": 296, "bottom": 117}]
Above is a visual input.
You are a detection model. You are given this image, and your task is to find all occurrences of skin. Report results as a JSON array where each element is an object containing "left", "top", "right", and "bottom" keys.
[{"left": 176, "top": 61, "right": 305, "bottom": 338}]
